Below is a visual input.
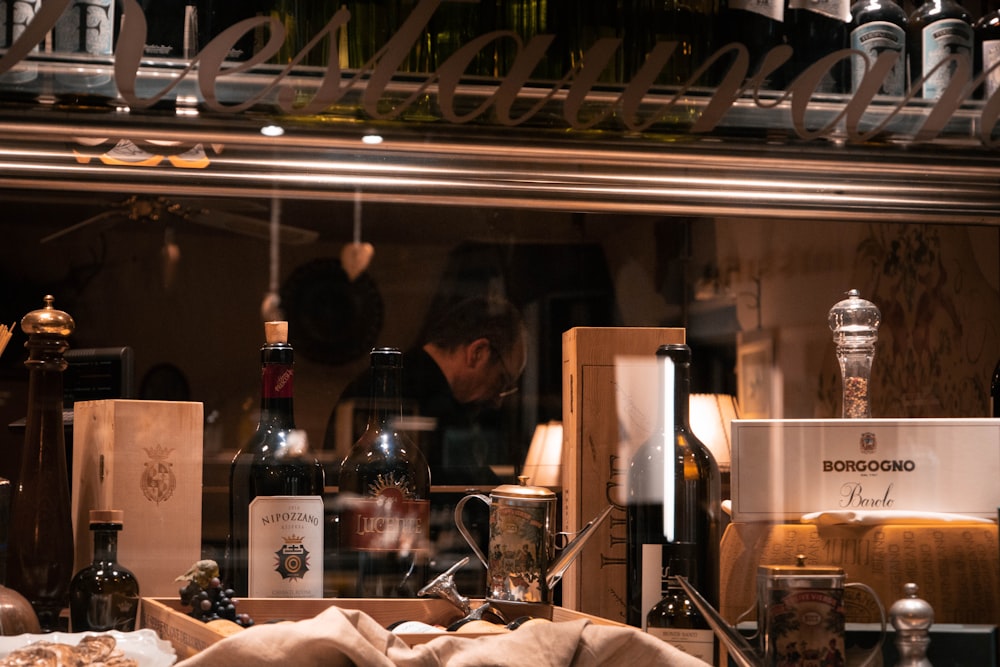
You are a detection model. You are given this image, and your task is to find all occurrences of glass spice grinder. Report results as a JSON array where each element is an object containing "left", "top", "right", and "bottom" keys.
[{"left": 828, "top": 289, "right": 881, "bottom": 418}]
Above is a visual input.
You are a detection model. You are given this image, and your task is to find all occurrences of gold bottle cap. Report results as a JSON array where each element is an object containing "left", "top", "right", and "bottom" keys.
[
  {"left": 265, "top": 321, "right": 288, "bottom": 345},
  {"left": 21, "top": 295, "right": 75, "bottom": 337},
  {"left": 89, "top": 509, "right": 124, "bottom": 525}
]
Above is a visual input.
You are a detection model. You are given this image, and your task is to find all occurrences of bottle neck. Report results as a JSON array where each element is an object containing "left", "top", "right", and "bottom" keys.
[
  {"left": 659, "top": 356, "right": 692, "bottom": 430},
  {"left": 259, "top": 344, "right": 294, "bottom": 428},
  {"left": 368, "top": 362, "right": 403, "bottom": 431},
  {"left": 91, "top": 524, "right": 121, "bottom": 564}
]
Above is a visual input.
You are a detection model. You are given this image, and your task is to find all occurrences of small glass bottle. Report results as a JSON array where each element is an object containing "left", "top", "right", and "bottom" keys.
[
  {"left": 645, "top": 563, "right": 716, "bottom": 663},
  {"left": 69, "top": 509, "right": 140, "bottom": 632},
  {"left": 828, "top": 289, "right": 881, "bottom": 418}
]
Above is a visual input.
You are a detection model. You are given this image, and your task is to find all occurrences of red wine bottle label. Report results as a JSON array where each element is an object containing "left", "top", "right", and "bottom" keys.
[
  {"left": 728, "top": 0, "right": 783, "bottom": 22},
  {"left": 788, "top": 0, "right": 850, "bottom": 21},
  {"left": 262, "top": 365, "right": 294, "bottom": 399},
  {"left": 343, "top": 495, "right": 431, "bottom": 553},
  {"left": 248, "top": 496, "right": 324, "bottom": 597}
]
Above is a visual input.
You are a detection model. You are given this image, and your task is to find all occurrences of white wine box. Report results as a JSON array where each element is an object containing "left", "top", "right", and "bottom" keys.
[
  {"left": 72, "top": 399, "right": 204, "bottom": 596},
  {"left": 560, "top": 327, "right": 686, "bottom": 622},
  {"left": 731, "top": 418, "right": 1000, "bottom": 522}
]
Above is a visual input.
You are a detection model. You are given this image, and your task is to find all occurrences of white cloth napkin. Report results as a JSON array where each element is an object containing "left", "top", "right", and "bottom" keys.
[
  {"left": 801, "top": 509, "right": 995, "bottom": 527},
  {"left": 175, "top": 605, "right": 711, "bottom": 667}
]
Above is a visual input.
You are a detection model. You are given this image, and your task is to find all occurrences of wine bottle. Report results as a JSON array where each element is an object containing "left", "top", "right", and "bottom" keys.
[
  {"left": 338, "top": 347, "right": 431, "bottom": 598},
  {"left": 346, "top": 0, "right": 428, "bottom": 73},
  {"left": 850, "top": 0, "right": 908, "bottom": 95},
  {"left": 907, "top": 0, "right": 973, "bottom": 99},
  {"left": 428, "top": 0, "right": 497, "bottom": 77},
  {"left": 990, "top": 358, "right": 1000, "bottom": 417},
  {"left": 786, "top": 0, "right": 852, "bottom": 93},
  {"left": 626, "top": 344, "right": 721, "bottom": 652},
  {"left": 974, "top": 9, "right": 1000, "bottom": 100},
  {"left": 717, "top": 0, "right": 786, "bottom": 89},
  {"left": 6, "top": 296, "right": 76, "bottom": 632},
  {"left": 623, "top": 0, "right": 719, "bottom": 87},
  {"left": 646, "top": 566, "right": 715, "bottom": 663},
  {"left": 228, "top": 321, "right": 325, "bottom": 598},
  {"left": 139, "top": 0, "right": 204, "bottom": 59},
  {"left": 69, "top": 510, "right": 140, "bottom": 632}
]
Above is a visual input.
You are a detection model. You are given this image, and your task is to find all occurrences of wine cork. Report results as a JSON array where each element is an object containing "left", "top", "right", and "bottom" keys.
[
  {"left": 264, "top": 321, "right": 288, "bottom": 345},
  {"left": 89, "top": 509, "right": 124, "bottom": 525}
]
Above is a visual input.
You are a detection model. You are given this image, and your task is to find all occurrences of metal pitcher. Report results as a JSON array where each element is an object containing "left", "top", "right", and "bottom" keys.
[
  {"left": 677, "top": 554, "right": 887, "bottom": 667},
  {"left": 454, "top": 476, "right": 611, "bottom": 605}
]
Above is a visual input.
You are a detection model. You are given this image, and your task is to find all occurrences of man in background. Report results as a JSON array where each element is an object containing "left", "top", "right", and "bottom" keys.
[{"left": 327, "top": 295, "right": 527, "bottom": 485}]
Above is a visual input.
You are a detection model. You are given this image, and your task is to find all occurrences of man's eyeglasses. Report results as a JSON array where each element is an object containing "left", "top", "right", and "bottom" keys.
[{"left": 489, "top": 342, "right": 519, "bottom": 398}]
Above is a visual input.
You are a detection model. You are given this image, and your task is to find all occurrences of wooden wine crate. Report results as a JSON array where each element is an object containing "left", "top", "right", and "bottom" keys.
[
  {"left": 71, "top": 399, "right": 204, "bottom": 597},
  {"left": 560, "top": 327, "right": 686, "bottom": 623},
  {"left": 139, "top": 597, "right": 626, "bottom": 659}
]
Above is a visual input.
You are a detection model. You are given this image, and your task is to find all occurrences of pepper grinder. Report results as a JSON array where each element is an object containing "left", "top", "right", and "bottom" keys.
[
  {"left": 6, "top": 295, "right": 75, "bottom": 631},
  {"left": 889, "top": 582, "right": 934, "bottom": 667},
  {"left": 828, "top": 289, "right": 881, "bottom": 418}
]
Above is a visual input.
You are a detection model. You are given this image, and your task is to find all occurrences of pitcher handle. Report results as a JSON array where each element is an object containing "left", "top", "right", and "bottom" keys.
[
  {"left": 846, "top": 581, "right": 887, "bottom": 667},
  {"left": 454, "top": 494, "right": 491, "bottom": 569}
]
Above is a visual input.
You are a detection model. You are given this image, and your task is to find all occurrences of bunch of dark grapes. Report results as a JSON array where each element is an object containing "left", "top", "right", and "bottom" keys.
[{"left": 179, "top": 576, "right": 255, "bottom": 628}]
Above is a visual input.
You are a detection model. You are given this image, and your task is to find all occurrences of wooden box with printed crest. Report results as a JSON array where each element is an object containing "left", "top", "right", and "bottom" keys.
[{"left": 71, "top": 399, "right": 204, "bottom": 597}]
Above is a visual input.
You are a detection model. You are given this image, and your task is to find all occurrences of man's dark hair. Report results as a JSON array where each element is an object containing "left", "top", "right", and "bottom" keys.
[{"left": 422, "top": 296, "right": 524, "bottom": 356}]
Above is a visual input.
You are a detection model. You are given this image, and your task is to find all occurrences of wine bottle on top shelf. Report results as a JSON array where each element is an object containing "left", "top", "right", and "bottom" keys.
[
  {"left": 907, "top": 0, "right": 973, "bottom": 99},
  {"left": 69, "top": 509, "right": 140, "bottom": 632},
  {"left": 626, "top": 343, "right": 721, "bottom": 666},
  {"left": 717, "top": 0, "right": 787, "bottom": 89},
  {"left": 622, "top": 0, "right": 719, "bottom": 88},
  {"left": 786, "top": 0, "right": 852, "bottom": 93},
  {"left": 338, "top": 347, "right": 431, "bottom": 598},
  {"left": 227, "top": 320, "right": 325, "bottom": 598},
  {"left": 974, "top": 8, "right": 1000, "bottom": 100},
  {"left": 850, "top": 0, "right": 908, "bottom": 96},
  {"left": 139, "top": 0, "right": 204, "bottom": 59}
]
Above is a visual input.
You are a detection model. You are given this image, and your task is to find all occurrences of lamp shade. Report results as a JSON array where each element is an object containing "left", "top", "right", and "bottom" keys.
[
  {"left": 522, "top": 421, "right": 563, "bottom": 488},
  {"left": 689, "top": 394, "right": 740, "bottom": 470}
]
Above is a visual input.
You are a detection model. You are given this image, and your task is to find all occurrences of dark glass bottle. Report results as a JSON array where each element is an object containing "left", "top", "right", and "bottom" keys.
[
  {"left": 974, "top": 9, "right": 1000, "bottom": 100},
  {"left": 850, "top": 0, "right": 908, "bottom": 95},
  {"left": 626, "top": 344, "right": 720, "bottom": 648},
  {"left": 69, "top": 510, "right": 140, "bottom": 632},
  {"left": 623, "top": 0, "right": 719, "bottom": 87},
  {"left": 717, "top": 0, "right": 787, "bottom": 89},
  {"left": 140, "top": 0, "right": 205, "bottom": 59},
  {"left": 907, "top": 0, "right": 973, "bottom": 99},
  {"left": 339, "top": 347, "right": 431, "bottom": 598},
  {"left": 428, "top": 0, "right": 498, "bottom": 77},
  {"left": 990, "top": 358, "right": 1000, "bottom": 417},
  {"left": 786, "top": 0, "right": 851, "bottom": 93},
  {"left": 646, "top": 565, "right": 715, "bottom": 662},
  {"left": 6, "top": 296, "right": 76, "bottom": 632},
  {"left": 228, "top": 320, "right": 325, "bottom": 598}
]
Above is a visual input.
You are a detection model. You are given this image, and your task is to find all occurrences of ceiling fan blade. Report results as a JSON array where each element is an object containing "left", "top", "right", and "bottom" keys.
[
  {"left": 186, "top": 209, "right": 319, "bottom": 245},
  {"left": 39, "top": 210, "right": 121, "bottom": 243}
]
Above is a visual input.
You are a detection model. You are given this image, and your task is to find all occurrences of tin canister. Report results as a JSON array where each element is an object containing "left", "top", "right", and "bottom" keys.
[
  {"left": 757, "top": 556, "right": 885, "bottom": 667},
  {"left": 454, "top": 478, "right": 556, "bottom": 603}
]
